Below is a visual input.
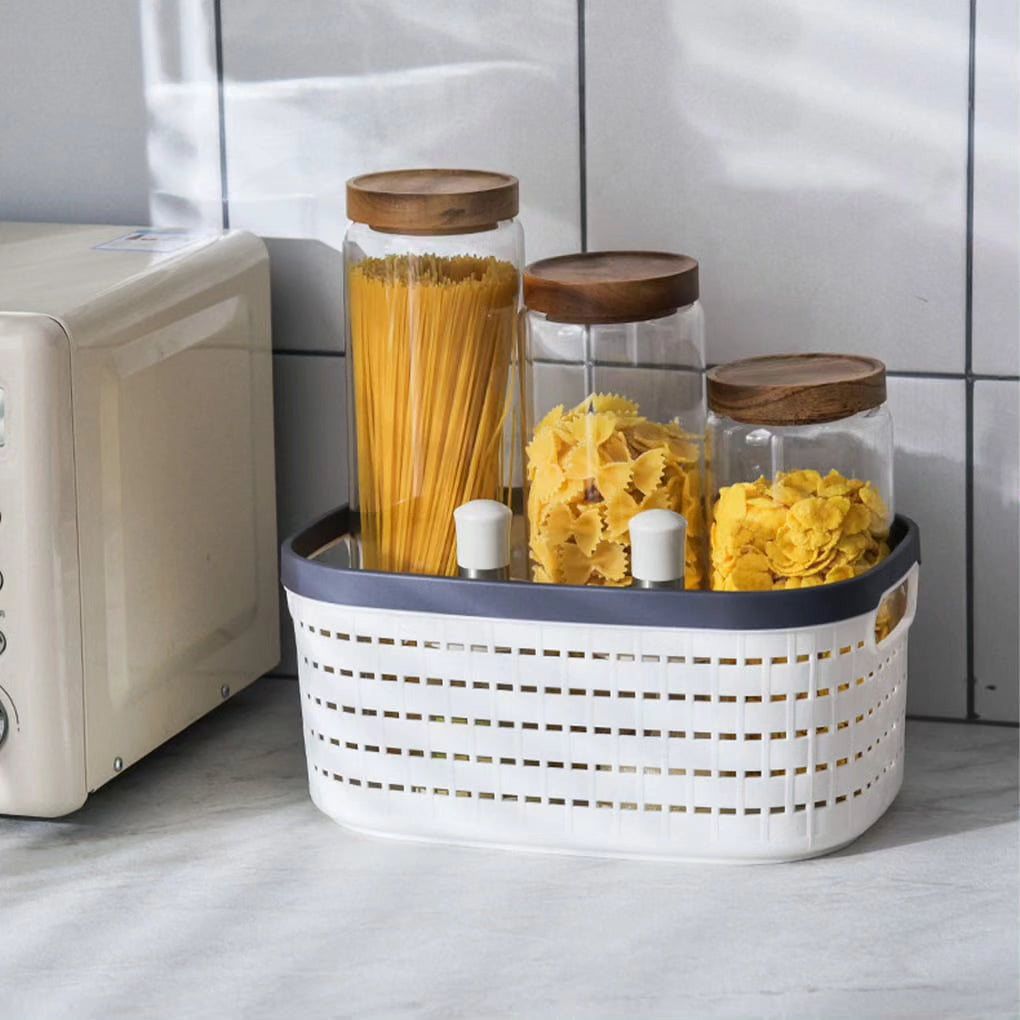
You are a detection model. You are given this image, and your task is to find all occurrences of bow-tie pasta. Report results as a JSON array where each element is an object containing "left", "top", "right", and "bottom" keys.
[{"left": 526, "top": 394, "right": 705, "bottom": 588}]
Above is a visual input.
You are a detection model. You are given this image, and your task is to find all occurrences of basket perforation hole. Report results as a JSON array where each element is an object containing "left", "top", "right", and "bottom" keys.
[
  {"left": 694, "top": 768, "right": 711, "bottom": 777},
  {"left": 596, "top": 726, "right": 612, "bottom": 735},
  {"left": 720, "top": 695, "right": 737, "bottom": 704},
  {"left": 449, "top": 680, "right": 466, "bottom": 689},
  {"left": 470, "top": 644, "right": 487, "bottom": 653},
  {"left": 744, "top": 733, "right": 762, "bottom": 742},
  {"left": 694, "top": 731, "right": 711, "bottom": 740},
  {"left": 641, "top": 654, "right": 660, "bottom": 663},
  {"left": 519, "top": 648, "right": 536, "bottom": 657},
  {"left": 643, "top": 728, "right": 662, "bottom": 738},
  {"left": 668, "top": 693, "right": 685, "bottom": 702},
  {"left": 446, "top": 642, "right": 464, "bottom": 652},
  {"left": 593, "top": 652, "right": 610, "bottom": 661},
  {"left": 378, "top": 636, "right": 394, "bottom": 646},
  {"left": 521, "top": 684, "right": 537, "bottom": 694},
  {"left": 770, "top": 731, "right": 787, "bottom": 740},
  {"left": 667, "top": 655, "right": 685, "bottom": 664},
  {"left": 522, "top": 722, "right": 538, "bottom": 731},
  {"left": 694, "top": 806, "right": 711, "bottom": 815},
  {"left": 668, "top": 730, "right": 685, "bottom": 739},
  {"left": 568, "top": 651, "right": 585, "bottom": 659},
  {"left": 839, "top": 645, "right": 853, "bottom": 656},
  {"left": 617, "top": 653, "right": 635, "bottom": 662},
  {"left": 669, "top": 805, "right": 687, "bottom": 813},
  {"left": 426, "top": 677, "right": 442, "bottom": 687},
  {"left": 770, "top": 656, "right": 788, "bottom": 665},
  {"left": 745, "top": 770, "right": 762, "bottom": 778},
  {"left": 720, "top": 733, "right": 737, "bottom": 741},
  {"left": 524, "top": 759, "right": 540, "bottom": 767},
  {"left": 325, "top": 701, "right": 337, "bottom": 710},
  {"left": 495, "top": 646, "right": 511, "bottom": 655},
  {"left": 569, "top": 687, "right": 586, "bottom": 696},
  {"left": 668, "top": 767, "right": 686, "bottom": 776},
  {"left": 342, "top": 705, "right": 355, "bottom": 714},
  {"left": 356, "top": 635, "right": 372, "bottom": 645},
  {"left": 547, "top": 723, "right": 564, "bottom": 732},
  {"left": 330, "top": 737, "right": 340, "bottom": 746},
  {"left": 770, "top": 768, "right": 786, "bottom": 777},
  {"left": 543, "top": 649, "right": 560, "bottom": 658},
  {"left": 795, "top": 729, "right": 808, "bottom": 738},
  {"left": 642, "top": 691, "right": 660, "bottom": 700},
  {"left": 745, "top": 695, "right": 762, "bottom": 703},
  {"left": 340, "top": 669, "right": 353, "bottom": 678},
  {"left": 544, "top": 686, "right": 562, "bottom": 695},
  {"left": 693, "top": 656, "right": 711, "bottom": 665},
  {"left": 817, "top": 650, "right": 832, "bottom": 660},
  {"left": 720, "top": 769, "right": 736, "bottom": 778},
  {"left": 694, "top": 694, "right": 711, "bottom": 703},
  {"left": 497, "top": 683, "right": 512, "bottom": 692},
  {"left": 719, "top": 657, "right": 737, "bottom": 666},
  {"left": 618, "top": 690, "right": 636, "bottom": 700},
  {"left": 549, "top": 797, "right": 565, "bottom": 806},
  {"left": 770, "top": 694, "right": 787, "bottom": 703}
]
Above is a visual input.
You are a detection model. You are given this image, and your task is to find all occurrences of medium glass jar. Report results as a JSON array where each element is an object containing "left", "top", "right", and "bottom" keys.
[
  {"left": 706, "top": 353, "right": 893, "bottom": 592},
  {"left": 344, "top": 169, "right": 523, "bottom": 576},
  {"left": 522, "top": 251, "right": 706, "bottom": 589}
]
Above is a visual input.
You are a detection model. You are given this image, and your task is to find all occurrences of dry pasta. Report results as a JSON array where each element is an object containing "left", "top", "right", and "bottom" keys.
[
  {"left": 526, "top": 394, "right": 706, "bottom": 589},
  {"left": 348, "top": 253, "right": 518, "bottom": 575}
]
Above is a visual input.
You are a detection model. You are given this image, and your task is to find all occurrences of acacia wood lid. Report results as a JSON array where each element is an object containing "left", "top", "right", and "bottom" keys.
[
  {"left": 523, "top": 251, "right": 699, "bottom": 324},
  {"left": 346, "top": 169, "right": 518, "bottom": 235},
  {"left": 707, "top": 353, "right": 887, "bottom": 426}
]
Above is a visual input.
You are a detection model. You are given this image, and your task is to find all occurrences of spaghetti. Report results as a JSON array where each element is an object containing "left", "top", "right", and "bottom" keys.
[{"left": 348, "top": 253, "right": 518, "bottom": 576}]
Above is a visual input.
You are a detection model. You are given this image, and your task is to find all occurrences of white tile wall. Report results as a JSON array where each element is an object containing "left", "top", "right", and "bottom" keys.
[
  {"left": 885, "top": 377, "right": 968, "bottom": 719},
  {"left": 272, "top": 353, "right": 349, "bottom": 673},
  {"left": 973, "top": 381, "right": 1019, "bottom": 722},
  {"left": 220, "top": 0, "right": 581, "bottom": 261},
  {"left": 972, "top": 0, "right": 1020, "bottom": 376},
  {"left": 585, "top": 0, "right": 970, "bottom": 374},
  {"left": 0, "top": 1, "right": 1015, "bottom": 716},
  {"left": 264, "top": 238, "right": 344, "bottom": 353},
  {"left": 0, "top": 2, "right": 152, "bottom": 224}
]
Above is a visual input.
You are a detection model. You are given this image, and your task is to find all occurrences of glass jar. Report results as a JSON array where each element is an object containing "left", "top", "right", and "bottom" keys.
[
  {"left": 344, "top": 169, "right": 523, "bottom": 576},
  {"left": 522, "top": 251, "right": 706, "bottom": 589},
  {"left": 706, "top": 353, "right": 893, "bottom": 592}
]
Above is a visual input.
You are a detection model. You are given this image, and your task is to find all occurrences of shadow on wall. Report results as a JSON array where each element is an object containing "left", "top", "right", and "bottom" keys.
[{"left": 587, "top": 0, "right": 970, "bottom": 370}]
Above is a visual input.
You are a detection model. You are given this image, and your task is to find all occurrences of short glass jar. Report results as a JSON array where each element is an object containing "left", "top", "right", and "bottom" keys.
[
  {"left": 706, "top": 354, "right": 893, "bottom": 592},
  {"left": 522, "top": 251, "right": 707, "bottom": 589},
  {"left": 344, "top": 169, "right": 523, "bottom": 577}
]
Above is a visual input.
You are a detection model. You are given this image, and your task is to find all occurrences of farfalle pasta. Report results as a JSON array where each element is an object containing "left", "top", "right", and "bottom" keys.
[
  {"left": 526, "top": 394, "right": 705, "bottom": 588},
  {"left": 709, "top": 469, "right": 891, "bottom": 592}
]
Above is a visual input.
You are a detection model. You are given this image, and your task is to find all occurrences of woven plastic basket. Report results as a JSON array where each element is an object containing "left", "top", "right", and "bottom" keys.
[{"left": 283, "top": 508, "right": 920, "bottom": 863}]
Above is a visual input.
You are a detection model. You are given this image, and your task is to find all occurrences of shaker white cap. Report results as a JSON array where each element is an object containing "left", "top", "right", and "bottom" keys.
[
  {"left": 454, "top": 500, "right": 512, "bottom": 571},
  {"left": 629, "top": 509, "right": 687, "bottom": 584}
]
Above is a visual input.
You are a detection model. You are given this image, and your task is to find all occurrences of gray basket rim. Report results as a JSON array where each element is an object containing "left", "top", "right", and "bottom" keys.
[{"left": 280, "top": 507, "right": 920, "bottom": 631}]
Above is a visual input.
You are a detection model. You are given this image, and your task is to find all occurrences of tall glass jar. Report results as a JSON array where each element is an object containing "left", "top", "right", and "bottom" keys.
[
  {"left": 706, "top": 354, "right": 893, "bottom": 592},
  {"left": 344, "top": 169, "right": 523, "bottom": 576},
  {"left": 522, "top": 251, "right": 706, "bottom": 589}
]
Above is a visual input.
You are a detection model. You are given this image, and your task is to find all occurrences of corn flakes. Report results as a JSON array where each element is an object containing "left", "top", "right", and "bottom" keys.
[
  {"left": 710, "top": 469, "right": 890, "bottom": 592},
  {"left": 527, "top": 393, "right": 705, "bottom": 588}
]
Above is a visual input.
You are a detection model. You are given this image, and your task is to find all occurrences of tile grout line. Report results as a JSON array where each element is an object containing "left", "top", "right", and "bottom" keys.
[
  {"left": 964, "top": 0, "right": 977, "bottom": 719},
  {"left": 577, "top": 0, "right": 587, "bottom": 253},
  {"left": 213, "top": 0, "right": 230, "bottom": 231},
  {"left": 274, "top": 349, "right": 346, "bottom": 359}
]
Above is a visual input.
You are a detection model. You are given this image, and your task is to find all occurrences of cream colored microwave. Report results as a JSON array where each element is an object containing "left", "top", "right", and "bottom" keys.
[{"left": 0, "top": 223, "right": 279, "bottom": 816}]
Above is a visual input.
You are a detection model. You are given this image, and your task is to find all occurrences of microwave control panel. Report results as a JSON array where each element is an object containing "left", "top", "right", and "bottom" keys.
[{"left": 0, "top": 312, "right": 86, "bottom": 816}]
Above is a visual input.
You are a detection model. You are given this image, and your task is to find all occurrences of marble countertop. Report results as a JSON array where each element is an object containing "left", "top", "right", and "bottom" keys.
[{"left": 3, "top": 678, "right": 1016, "bottom": 1020}]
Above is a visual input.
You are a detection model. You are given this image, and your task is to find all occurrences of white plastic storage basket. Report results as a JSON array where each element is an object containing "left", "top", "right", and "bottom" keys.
[{"left": 283, "top": 509, "right": 920, "bottom": 863}]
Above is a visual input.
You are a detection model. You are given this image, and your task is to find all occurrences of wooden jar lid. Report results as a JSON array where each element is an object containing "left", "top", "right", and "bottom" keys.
[
  {"left": 523, "top": 251, "right": 699, "bottom": 324},
  {"left": 707, "top": 354, "right": 887, "bottom": 426},
  {"left": 346, "top": 169, "right": 518, "bottom": 235}
]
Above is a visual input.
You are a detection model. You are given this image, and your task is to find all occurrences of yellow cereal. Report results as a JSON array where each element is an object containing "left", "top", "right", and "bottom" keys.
[{"left": 710, "top": 468, "right": 891, "bottom": 592}]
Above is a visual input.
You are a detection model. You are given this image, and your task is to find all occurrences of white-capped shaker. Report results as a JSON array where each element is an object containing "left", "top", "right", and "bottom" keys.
[
  {"left": 454, "top": 500, "right": 512, "bottom": 580},
  {"left": 629, "top": 509, "right": 687, "bottom": 590}
]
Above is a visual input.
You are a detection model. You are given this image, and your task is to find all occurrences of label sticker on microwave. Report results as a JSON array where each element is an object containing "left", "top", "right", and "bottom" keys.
[{"left": 93, "top": 229, "right": 215, "bottom": 254}]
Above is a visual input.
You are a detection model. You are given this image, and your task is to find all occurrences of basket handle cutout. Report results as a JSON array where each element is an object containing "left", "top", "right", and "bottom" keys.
[{"left": 868, "top": 562, "right": 919, "bottom": 653}]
